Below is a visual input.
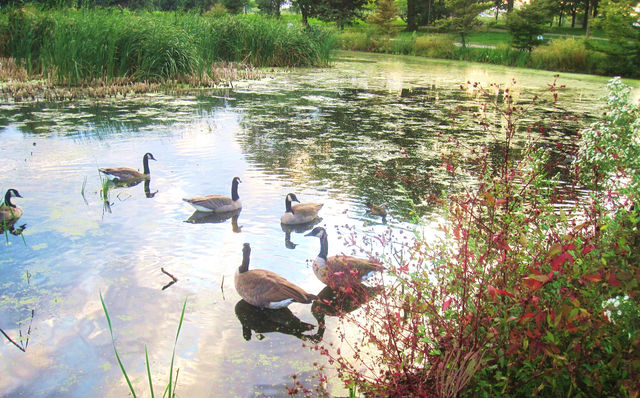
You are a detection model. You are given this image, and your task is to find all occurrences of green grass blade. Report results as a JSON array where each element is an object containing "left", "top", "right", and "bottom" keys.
[
  {"left": 164, "top": 298, "right": 187, "bottom": 398},
  {"left": 145, "top": 345, "right": 155, "bottom": 398},
  {"left": 100, "top": 292, "right": 137, "bottom": 398}
]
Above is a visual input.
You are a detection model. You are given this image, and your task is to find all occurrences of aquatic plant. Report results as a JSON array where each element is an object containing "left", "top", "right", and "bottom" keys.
[
  {"left": 530, "top": 38, "right": 609, "bottom": 75},
  {"left": 100, "top": 294, "right": 187, "bottom": 398},
  {"left": 310, "top": 78, "right": 639, "bottom": 396},
  {"left": 0, "top": 7, "right": 335, "bottom": 84}
]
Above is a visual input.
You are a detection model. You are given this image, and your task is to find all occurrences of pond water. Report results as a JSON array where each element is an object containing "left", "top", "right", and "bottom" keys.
[{"left": 0, "top": 51, "right": 637, "bottom": 397}]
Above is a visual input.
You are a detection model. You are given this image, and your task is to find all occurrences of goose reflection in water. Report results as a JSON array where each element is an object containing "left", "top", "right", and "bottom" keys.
[
  {"left": 280, "top": 218, "right": 322, "bottom": 249},
  {"left": 185, "top": 209, "right": 242, "bottom": 233},
  {"left": 107, "top": 176, "right": 158, "bottom": 199},
  {"left": 0, "top": 221, "right": 26, "bottom": 236},
  {"left": 310, "top": 284, "right": 380, "bottom": 342},
  {"left": 234, "top": 299, "right": 315, "bottom": 341}
]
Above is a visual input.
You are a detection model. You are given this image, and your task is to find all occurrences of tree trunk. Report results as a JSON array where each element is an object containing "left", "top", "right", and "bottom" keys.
[
  {"left": 571, "top": 9, "right": 576, "bottom": 28},
  {"left": 582, "top": 0, "right": 590, "bottom": 29},
  {"left": 507, "top": 0, "right": 514, "bottom": 12},
  {"left": 558, "top": 11, "right": 563, "bottom": 27},
  {"left": 592, "top": 0, "right": 598, "bottom": 17},
  {"left": 406, "top": 0, "right": 417, "bottom": 31}
]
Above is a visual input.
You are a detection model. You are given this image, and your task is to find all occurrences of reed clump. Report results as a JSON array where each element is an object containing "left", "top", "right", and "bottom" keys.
[
  {"left": 0, "top": 7, "right": 335, "bottom": 86},
  {"left": 530, "top": 38, "right": 608, "bottom": 74},
  {"left": 415, "top": 35, "right": 456, "bottom": 58}
]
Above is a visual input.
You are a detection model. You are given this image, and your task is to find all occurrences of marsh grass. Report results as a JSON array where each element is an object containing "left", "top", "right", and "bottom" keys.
[
  {"left": 100, "top": 293, "right": 187, "bottom": 398},
  {"left": 530, "top": 38, "right": 608, "bottom": 74},
  {"left": 0, "top": 7, "right": 335, "bottom": 85}
]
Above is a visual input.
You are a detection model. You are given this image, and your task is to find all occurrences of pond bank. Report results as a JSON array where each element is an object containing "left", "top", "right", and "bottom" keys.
[{"left": 0, "top": 58, "right": 265, "bottom": 102}]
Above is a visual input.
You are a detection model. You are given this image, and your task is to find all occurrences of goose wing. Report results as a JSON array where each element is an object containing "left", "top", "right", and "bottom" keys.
[
  {"left": 241, "top": 270, "right": 315, "bottom": 305},
  {"left": 292, "top": 202, "right": 323, "bottom": 217},
  {"left": 327, "top": 255, "right": 384, "bottom": 279},
  {"left": 0, "top": 205, "right": 23, "bottom": 222},
  {"left": 182, "top": 194, "right": 232, "bottom": 210},
  {"left": 99, "top": 167, "right": 145, "bottom": 181}
]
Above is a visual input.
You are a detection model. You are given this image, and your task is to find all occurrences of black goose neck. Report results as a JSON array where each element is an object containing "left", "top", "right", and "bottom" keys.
[
  {"left": 239, "top": 247, "right": 250, "bottom": 273},
  {"left": 318, "top": 234, "right": 328, "bottom": 260},
  {"left": 4, "top": 191, "right": 15, "bottom": 208},
  {"left": 231, "top": 179, "right": 240, "bottom": 201},
  {"left": 285, "top": 196, "right": 294, "bottom": 214},
  {"left": 142, "top": 155, "right": 151, "bottom": 175}
]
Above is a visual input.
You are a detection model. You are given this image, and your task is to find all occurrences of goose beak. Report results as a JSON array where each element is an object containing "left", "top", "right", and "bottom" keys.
[{"left": 304, "top": 231, "right": 315, "bottom": 237}]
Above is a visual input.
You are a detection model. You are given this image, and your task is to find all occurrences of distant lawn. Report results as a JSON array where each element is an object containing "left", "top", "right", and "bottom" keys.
[{"left": 466, "top": 31, "right": 512, "bottom": 46}]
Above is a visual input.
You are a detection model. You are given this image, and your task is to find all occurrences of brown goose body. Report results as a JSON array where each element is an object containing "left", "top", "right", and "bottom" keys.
[
  {"left": 234, "top": 243, "right": 316, "bottom": 309},
  {"left": 280, "top": 193, "right": 323, "bottom": 225},
  {"left": 183, "top": 177, "right": 242, "bottom": 213},
  {"left": 306, "top": 227, "right": 384, "bottom": 287},
  {"left": 0, "top": 189, "right": 23, "bottom": 223},
  {"left": 100, "top": 152, "right": 156, "bottom": 182}
]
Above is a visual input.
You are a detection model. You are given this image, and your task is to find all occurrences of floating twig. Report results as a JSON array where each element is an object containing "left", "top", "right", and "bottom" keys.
[{"left": 161, "top": 267, "right": 178, "bottom": 290}]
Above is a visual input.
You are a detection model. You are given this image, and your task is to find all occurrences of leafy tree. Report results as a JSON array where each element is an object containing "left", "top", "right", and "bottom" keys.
[
  {"left": 256, "top": 0, "right": 283, "bottom": 16},
  {"left": 436, "top": 0, "right": 492, "bottom": 47},
  {"left": 222, "top": 0, "right": 246, "bottom": 13},
  {"left": 507, "top": 0, "right": 552, "bottom": 51},
  {"left": 368, "top": 0, "right": 399, "bottom": 33},
  {"left": 292, "top": 0, "right": 314, "bottom": 25},
  {"left": 314, "top": 0, "right": 369, "bottom": 29},
  {"left": 595, "top": 0, "right": 640, "bottom": 76}
]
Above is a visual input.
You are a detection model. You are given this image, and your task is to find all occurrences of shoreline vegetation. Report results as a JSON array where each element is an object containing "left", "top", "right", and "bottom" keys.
[
  {"left": 0, "top": 7, "right": 336, "bottom": 101},
  {"left": 1, "top": 4, "right": 638, "bottom": 102}
]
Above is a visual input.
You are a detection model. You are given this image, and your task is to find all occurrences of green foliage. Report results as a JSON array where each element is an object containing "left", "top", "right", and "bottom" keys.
[
  {"left": 530, "top": 38, "right": 609, "bottom": 74},
  {"left": 313, "top": 0, "right": 369, "bottom": 29},
  {"left": 414, "top": 34, "right": 456, "bottom": 57},
  {"left": 221, "top": 0, "right": 246, "bottom": 14},
  {"left": 256, "top": 0, "right": 283, "bottom": 16},
  {"left": 576, "top": 77, "right": 640, "bottom": 200},
  {"left": 506, "top": 0, "right": 552, "bottom": 51},
  {"left": 319, "top": 78, "right": 640, "bottom": 396},
  {"left": 0, "top": 7, "right": 336, "bottom": 82},
  {"left": 367, "top": 0, "right": 399, "bottom": 34},
  {"left": 391, "top": 32, "right": 416, "bottom": 54},
  {"left": 594, "top": 0, "right": 640, "bottom": 77},
  {"left": 436, "top": 0, "right": 492, "bottom": 47},
  {"left": 337, "top": 30, "right": 371, "bottom": 51}
]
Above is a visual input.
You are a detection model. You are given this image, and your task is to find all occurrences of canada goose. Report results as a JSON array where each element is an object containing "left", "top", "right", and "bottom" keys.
[
  {"left": 366, "top": 201, "right": 387, "bottom": 217},
  {"left": 234, "top": 243, "right": 316, "bottom": 309},
  {"left": 305, "top": 227, "right": 384, "bottom": 287},
  {"left": 99, "top": 152, "right": 156, "bottom": 182},
  {"left": 234, "top": 299, "right": 314, "bottom": 341},
  {"left": 0, "top": 189, "right": 23, "bottom": 223},
  {"left": 280, "top": 193, "right": 323, "bottom": 225},
  {"left": 183, "top": 177, "right": 242, "bottom": 213}
]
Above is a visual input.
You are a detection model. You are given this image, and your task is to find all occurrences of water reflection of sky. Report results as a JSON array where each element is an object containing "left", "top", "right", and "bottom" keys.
[{"left": 1, "top": 51, "right": 637, "bottom": 397}]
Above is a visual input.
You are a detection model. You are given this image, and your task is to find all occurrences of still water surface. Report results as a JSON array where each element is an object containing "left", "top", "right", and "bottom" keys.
[{"left": 0, "top": 51, "right": 636, "bottom": 396}]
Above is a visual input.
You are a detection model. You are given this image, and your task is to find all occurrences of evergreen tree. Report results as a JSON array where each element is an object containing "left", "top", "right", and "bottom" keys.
[
  {"left": 368, "top": 0, "right": 399, "bottom": 33},
  {"left": 595, "top": 0, "right": 640, "bottom": 76},
  {"left": 506, "top": 1, "right": 552, "bottom": 51},
  {"left": 314, "top": 0, "right": 369, "bottom": 29},
  {"left": 436, "top": 0, "right": 492, "bottom": 47},
  {"left": 222, "top": 0, "right": 246, "bottom": 13}
]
